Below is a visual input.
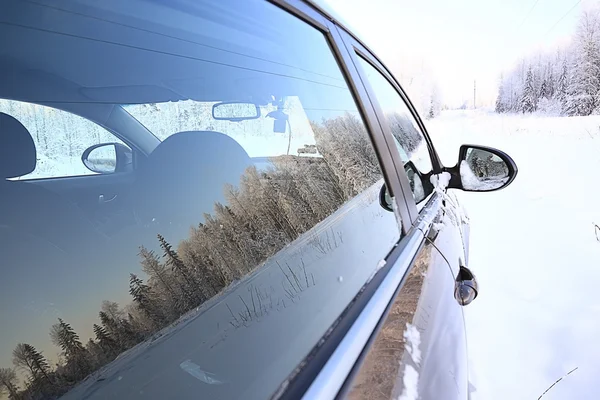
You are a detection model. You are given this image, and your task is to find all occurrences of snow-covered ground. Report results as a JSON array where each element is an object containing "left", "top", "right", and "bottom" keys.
[{"left": 427, "top": 109, "right": 600, "bottom": 400}]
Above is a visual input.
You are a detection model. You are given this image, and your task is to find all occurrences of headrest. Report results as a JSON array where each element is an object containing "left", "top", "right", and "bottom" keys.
[
  {"left": 134, "top": 130, "right": 252, "bottom": 224},
  {"left": 0, "top": 113, "right": 36, "bottom": 179}
]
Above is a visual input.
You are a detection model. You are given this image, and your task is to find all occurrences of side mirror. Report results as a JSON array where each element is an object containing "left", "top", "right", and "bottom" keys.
[
  {"left": 447, "top": 145, "right": 517, "bottom": 192},
  {"left": 454, "top": 267, "right": 478, "bottom": 306},
  {"left": 82, "top": 143, "right": 133, "bottom": 174}
]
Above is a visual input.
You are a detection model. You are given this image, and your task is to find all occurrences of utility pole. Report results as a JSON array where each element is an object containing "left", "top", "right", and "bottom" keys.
[{"left": 473, "top": 80, "right": 476, "bottom": 109}]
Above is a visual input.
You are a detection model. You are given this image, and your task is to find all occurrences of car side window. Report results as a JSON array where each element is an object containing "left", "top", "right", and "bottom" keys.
[
  {"left": 0, "top": 99, "right": 129, "bottom": 180},
  {"left": 355, "top": 56, "right": 435, "bottom": 203}
]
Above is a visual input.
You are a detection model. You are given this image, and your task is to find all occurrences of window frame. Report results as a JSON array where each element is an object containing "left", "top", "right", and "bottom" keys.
[
  {"left": 334, "top": 32, "right": 445, "bottom": 224},
  {"left": 269, "top": 0, "right": 412, "bottom": 235},
  {"left": 263, "top": 1, "right": 428, "bottom": 399}
]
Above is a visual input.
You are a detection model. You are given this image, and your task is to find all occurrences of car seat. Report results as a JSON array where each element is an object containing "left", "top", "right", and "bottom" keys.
[
  {"left": 0, "top": 112, "right": 105, "bottom": 253},
  {"left": 127, "top": 130, "right": 251, "bottom": 245}
]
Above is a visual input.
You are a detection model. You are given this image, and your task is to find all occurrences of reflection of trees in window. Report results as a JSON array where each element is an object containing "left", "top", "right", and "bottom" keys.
[
  {"left": 49, "top": 318, "right": 93, "bottom": 381},
  {"left": 387, "top": 112, "right": 423, "bottom": 156},
  {"left": 2, "top": 113, "right": 384, "bottom": 399},
  {"left": 12, "top": 343, "right": 56, "bottom": 398},
  {"left": 0, "top": 367, "right": 20, "bottom": 400}
]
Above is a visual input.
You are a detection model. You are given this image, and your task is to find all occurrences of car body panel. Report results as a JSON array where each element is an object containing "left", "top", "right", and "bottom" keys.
[{"left": 338, "top": 193, "right": 469, "bottom": 400}]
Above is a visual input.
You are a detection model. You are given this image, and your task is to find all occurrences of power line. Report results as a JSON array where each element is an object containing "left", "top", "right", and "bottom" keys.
[
  {"left": 518, "top": 0, "right": 542, "bottom": 30},
  {"left": 544, "top": 0, "right": 584, "bottom": 37}
]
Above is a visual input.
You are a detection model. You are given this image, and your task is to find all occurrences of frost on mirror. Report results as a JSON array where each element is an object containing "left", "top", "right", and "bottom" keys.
[{"left": 460, "top": 148, "right": 510, "bottom": 191}]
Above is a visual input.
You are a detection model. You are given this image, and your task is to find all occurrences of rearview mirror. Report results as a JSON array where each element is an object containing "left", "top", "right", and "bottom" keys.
[
  {"left": 212, "top": 102, "right": 260, "bottom": 121},
  {"left": 82, "top": 143, "right": 133, "bottom": 174},
  {"left": 447, "top": 145, "right": 517, "bottom": 192}
]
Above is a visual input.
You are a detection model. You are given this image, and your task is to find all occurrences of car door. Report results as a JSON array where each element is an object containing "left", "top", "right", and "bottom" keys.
[
  {"left": 329, "top": 27, "right": 470, "bottom": 400},
  {"left": 0, "top": 2, "right": 412, "bottom": 399}
]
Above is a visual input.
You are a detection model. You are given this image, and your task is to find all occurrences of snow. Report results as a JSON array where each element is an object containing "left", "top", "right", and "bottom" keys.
[
  {"left": 430, "top": 171, "right": 451, "bottom": 190},
  {"left": 427, "top": 109, "right": 600, "bottom": 400},
  {"left": 459, "top": 160, "right": 509, "bottom": 191},
  {"left": 403, "top": 323, "right": 421, "bottom": 365},
  {"left": 397, "top": 365, "right": 419, "bottom": 400},
  {"left": 179, "top": 360, "right": 224, "bottom": 385}
]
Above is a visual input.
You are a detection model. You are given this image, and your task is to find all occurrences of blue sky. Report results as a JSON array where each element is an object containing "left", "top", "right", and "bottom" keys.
[{"left": 324, "top": 0, "right": 586, "bottom": 106}]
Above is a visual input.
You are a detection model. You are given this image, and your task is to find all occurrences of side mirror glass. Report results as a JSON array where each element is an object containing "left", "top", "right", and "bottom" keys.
[
  {"left": 212, "top": 102, "right": 260, "bottom": 121},
  {"left": 452, "top": 145, "right": 517, "bottom": 192},
  {"left": 82, "top": 143, "right": 132, "bottom": 174}
]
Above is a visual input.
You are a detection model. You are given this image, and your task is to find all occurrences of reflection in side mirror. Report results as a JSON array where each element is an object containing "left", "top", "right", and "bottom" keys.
[
  {"left": 379, "top": 183, "right": 394, "bottom": 212},
  {"left": 82, "top": 143, "right": 132, "bottom": 174},
  {"left": 212, "top": 102, "right": 260, "bottom": 122},
  {"left": 451, "top": 145, "right": 517, "bottom": 192}
]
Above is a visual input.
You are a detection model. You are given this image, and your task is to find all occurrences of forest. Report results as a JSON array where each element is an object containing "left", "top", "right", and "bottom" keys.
[
  {"left": 0, "top": 108, "right": 422, "bottom": 400},
  {"left": 495, "top": 7, "right": 600, "bottom": 116}
]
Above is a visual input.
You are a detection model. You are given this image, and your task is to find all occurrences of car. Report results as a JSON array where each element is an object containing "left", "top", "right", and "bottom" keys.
[{"left": 0, "top": 1, "right": 517, "bottom": 399}]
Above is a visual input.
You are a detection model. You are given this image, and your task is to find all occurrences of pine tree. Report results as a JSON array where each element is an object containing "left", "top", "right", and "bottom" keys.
[
  {"left": 12, "top": 343, "right": 53, "bottom": 389},
  {"left": 129, "top": 273, "right": 166, "bottom": 327},
  {"left": 555, "top": 59, "right": 569, "bottom": 113},
  {"left": 49, "top": 318, "right": 91, "bottom": 379},
  {"left": 85, "top": 339, "right": 104, "bottom": 369},
  {"left": 158, "top": 234, "right": 201, "bottom": 308},
  {"left": 50, "top": 318, "right": 85, "bottom": 358},
  {"left": 0, "top": 367, "right": 20, "bottom": 400},
  {"left": 566, "top": 10, "right": 600, "bottom": 115},
  {"left": 139, "top": 246, "right": 184, "bottom": 317},
  {"left": 521, "top": 67, "right": 536, "bottom": 113},
  {"left": 99, "top": 307, "right": 140, "bottom": 351},
  {"left": 540, "top": 79, "right": 549, "bottom": 99},
  {"left": 546, "top": 65, "right": 555, "bottom": 98},
  {"left": 93, "top": 323, "right": 118, "bottom": 358},
  {"left": 495, "top": 80, "right": 506, "bottom": 113}
]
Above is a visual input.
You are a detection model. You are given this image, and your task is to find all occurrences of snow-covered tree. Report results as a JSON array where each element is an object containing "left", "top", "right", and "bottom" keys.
[
  {"left": 555, "top": 58, "right": 569, "bottom": 112},
  {"left": 566, "top": 10, "right": 600, "bottom": 115},
  {"left": 521, "top": 67, "right": 536, "bottom": 113},
  {"left": 496, "top": 7, "right": 600, "bottom": 117},
  {"left": 12, "top": 343, "right": 54, "bottom": 392},
  {"left": 129, "top": 273, "right": 167, "bottom": 328},
  {"left": 0, "top": 367, "right": 20, "bottom": 400},
  {"left": 495, "top": 79, "right": 507, "bottom": 113}
]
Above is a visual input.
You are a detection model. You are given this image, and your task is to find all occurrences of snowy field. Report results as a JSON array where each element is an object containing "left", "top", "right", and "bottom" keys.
[{"left": 427, "top": 110, "right": 600, "bottom": 400}]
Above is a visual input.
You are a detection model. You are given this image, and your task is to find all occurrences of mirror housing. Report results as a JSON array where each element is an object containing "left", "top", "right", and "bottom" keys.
[
  {"left": 212, "top": 101, "right": 260, "bottom": 122},
  {"left": 82, "top": 143, "right": 133, "bottom": 174},
  {"left": 445, "top": 144, "right": 517, "bottom": 192},
  {"left": 454, "top": 267, "right": 478, "bottom": 306},
  {"left": 379, "top": 183, "right": 394, "bottom": 212}
]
